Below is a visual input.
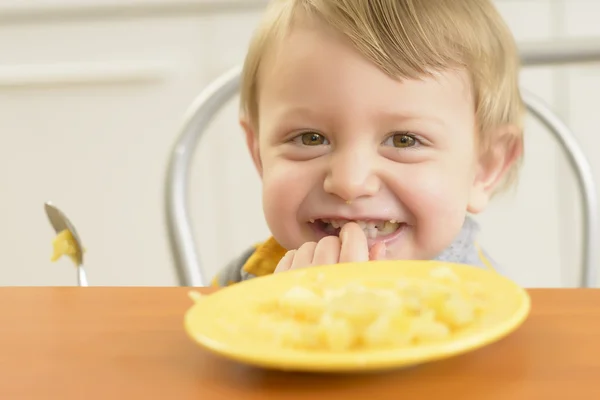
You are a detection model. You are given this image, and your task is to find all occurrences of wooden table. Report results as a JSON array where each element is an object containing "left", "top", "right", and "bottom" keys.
[{"left": 0, "top": 287, "right": 598, "bottom": 399}]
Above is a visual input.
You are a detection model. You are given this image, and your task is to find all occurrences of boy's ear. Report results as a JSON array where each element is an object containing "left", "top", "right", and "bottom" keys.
[
  {"left": 467, "top": 124, "right": 522, "bottom": 214},
  {"left": 240, "top": 117, "right": 263, "bottom": 178}
]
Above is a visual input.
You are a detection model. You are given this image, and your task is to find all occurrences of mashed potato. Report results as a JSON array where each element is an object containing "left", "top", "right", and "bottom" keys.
[
  {"left": 50, "top": 229, "right": 80, "bottom": 265},
  {"left": 257, "top": 266, "right": 486, "bottom": 352}
]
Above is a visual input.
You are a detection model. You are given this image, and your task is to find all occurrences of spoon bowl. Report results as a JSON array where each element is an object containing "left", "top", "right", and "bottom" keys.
[{"left": 44, "top": 202, "right": 88, "bottom": 286}]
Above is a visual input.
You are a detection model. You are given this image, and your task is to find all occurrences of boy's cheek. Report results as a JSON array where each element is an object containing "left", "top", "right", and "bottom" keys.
[
  {"left": 261, "top": 164, "right": 310, "bottom": 215},
  {"left": 262, "top": 162, "right": 311, "bottom": 194},
  {"left": 388, "top": 164, "right": 470, "bottom": 211},
  {"left": 387, "top": 171, "right": 472, "bottom": 256}
]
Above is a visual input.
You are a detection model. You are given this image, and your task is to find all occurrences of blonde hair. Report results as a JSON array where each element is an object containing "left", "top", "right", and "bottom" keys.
[{"left": 240, "top": 0, "right": 525, "bottom": 191}]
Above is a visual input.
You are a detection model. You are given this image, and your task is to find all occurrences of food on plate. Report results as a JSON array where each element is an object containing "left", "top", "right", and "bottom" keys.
[
  {"left": 188, "top": 290, "right": 204, "bottom": 303},
  {"left": 256, "top": 266, "right": 487, "bottom": 352}
]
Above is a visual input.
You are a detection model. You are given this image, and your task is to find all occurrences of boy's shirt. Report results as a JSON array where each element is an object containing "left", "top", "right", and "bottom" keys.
[{"left": 211, "top": 216, "right": 498, "bottom": 287}]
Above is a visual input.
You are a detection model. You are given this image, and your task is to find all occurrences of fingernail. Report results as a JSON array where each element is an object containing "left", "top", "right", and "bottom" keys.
[{"left": 340, "top": 228, "right": 347, "bottom": 242}]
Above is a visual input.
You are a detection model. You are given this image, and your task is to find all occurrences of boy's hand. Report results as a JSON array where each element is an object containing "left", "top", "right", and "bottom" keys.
[{"left": 275, "top": 222, "right": 386, "bottom": 273}]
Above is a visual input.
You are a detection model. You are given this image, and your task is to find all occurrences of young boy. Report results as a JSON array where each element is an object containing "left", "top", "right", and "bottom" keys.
[{"left": 212, "top": 0, "right": 524, "bottom": 287}]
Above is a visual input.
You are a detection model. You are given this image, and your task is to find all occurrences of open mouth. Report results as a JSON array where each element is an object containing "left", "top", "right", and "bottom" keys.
[{"left": 309, "top": 218, "right": 403, "bottom": 239}]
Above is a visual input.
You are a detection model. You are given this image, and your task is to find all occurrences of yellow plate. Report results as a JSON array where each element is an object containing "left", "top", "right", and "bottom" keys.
[{"left": 184, "top": 260, "right": 530, "bottom": 373}]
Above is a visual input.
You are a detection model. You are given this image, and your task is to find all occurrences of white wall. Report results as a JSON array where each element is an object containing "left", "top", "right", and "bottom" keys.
[{"left": 0, "top": 0, "right": 597, "bottom": 287}]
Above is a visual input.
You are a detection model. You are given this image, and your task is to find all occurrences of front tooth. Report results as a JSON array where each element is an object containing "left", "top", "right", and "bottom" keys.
[
  {"left": 309, "top": 219, "right": 315, "bottom": 223},
  {"left": 390, "top": 220, "right": 397, "bottom": 224},
  {"left": 331, "top": 220, "right": 340, "bottom": 229},
  {"left": 366, "top": 221, "right": 376, "bottom": 230},
  {"left": 356, "top": 221, "right": 367, "bottom": 229}
]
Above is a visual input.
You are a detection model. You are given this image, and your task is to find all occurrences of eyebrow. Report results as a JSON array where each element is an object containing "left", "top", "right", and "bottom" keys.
[
  {"left": 373, "top": 109, "right": 449, "bottom": 129},
  {"left": 272, "top": 106, "right": 323, "bottom": 120},
  {"left": 268, "top": 106, "right": 332, "bottom": 130},
  {"left": 269, "top": 105, "right": 449, "bottom": 131}
]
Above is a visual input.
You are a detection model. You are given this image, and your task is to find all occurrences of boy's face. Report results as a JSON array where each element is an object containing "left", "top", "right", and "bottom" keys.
[{"left": 243, "top": 20, "right": 511, "bottom": 261}]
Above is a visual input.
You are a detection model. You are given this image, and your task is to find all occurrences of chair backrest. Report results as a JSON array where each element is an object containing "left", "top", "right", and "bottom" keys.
[{"left": 166, "top": 43, "right": 599, "bottom": 288}]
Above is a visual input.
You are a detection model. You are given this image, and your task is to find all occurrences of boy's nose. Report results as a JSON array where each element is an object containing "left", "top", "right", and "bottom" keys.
[{"left": 323, "top": 150, "right": 380, "bottom": 202}]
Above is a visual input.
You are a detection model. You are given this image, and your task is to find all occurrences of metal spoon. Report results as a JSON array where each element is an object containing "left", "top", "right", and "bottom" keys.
[{"left": 44, "top": 202, "right": 88, "bottom": 287}]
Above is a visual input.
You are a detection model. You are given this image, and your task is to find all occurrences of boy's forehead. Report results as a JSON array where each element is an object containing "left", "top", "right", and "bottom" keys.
[{"left": 257, "top": 22, "right": 474, "bottom": 120}]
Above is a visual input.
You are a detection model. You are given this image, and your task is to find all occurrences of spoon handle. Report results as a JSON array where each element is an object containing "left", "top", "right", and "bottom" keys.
[{"left": 77, "top": 267, "right": 89, "bottom": 287}]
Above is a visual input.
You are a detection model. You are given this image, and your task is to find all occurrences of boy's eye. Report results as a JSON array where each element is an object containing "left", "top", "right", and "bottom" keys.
[
  {"left": 299, "top": 132, "right": 329, "bottom": 146},
  {"left": 384, "top": 132, "right": 419, "bottom": 148}
]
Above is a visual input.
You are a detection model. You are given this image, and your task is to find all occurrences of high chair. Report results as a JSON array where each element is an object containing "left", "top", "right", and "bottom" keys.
[{"left": 165, "top": 39, "right": 599, "bottom": 288}]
